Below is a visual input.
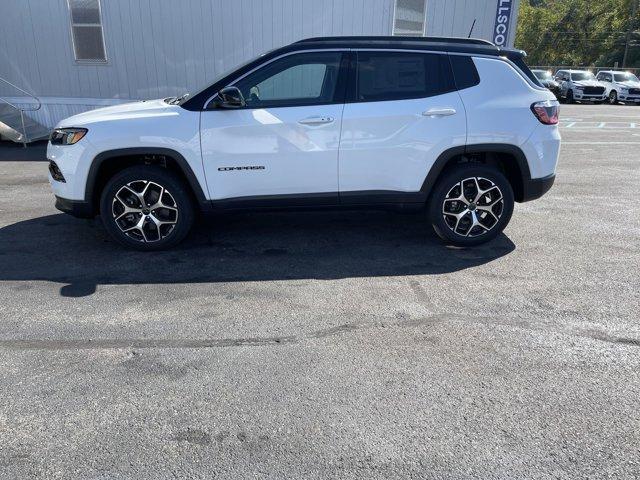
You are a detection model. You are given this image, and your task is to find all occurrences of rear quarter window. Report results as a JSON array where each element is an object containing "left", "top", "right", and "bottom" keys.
[
  {"left": 449, "top": 55, "right": 480, "bottom": 90},
  {"left": 511, "top": 57, "right": 544, "bottom": 88}
]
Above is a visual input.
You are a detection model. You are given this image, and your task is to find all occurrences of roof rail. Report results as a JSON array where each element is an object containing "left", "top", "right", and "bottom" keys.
[{"left": 295, "top": 36, "right": 495, "bottom": 46}]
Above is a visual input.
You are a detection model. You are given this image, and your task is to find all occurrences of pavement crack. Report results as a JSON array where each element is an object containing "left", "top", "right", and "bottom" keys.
[
  {"left": 0, "top": 336, "right": 299, "bottom": 350},
  {"left": 0, "top": 316, "right": 637, "bottom": 351}
]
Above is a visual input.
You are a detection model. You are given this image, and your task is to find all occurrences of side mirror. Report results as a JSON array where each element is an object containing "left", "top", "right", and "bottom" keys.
[{"left": 216, "top": 86, "right": 245, "bottom": 109}]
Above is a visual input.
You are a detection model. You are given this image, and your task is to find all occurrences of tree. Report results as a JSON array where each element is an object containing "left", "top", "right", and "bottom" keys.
[{"left": 515, "top": 0, "right": 640, "bottom": 67}]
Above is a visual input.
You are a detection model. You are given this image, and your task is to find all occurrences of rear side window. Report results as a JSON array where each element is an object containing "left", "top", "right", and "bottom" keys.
[
  {"left": 355, "top": 52, "right": 454, "bottom": 102},
  {"left": 449, "top": 55, "right": 480, "bottom": 90}
]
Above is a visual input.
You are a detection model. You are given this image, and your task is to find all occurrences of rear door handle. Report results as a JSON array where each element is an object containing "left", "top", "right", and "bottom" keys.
[
  {"left": 422, "top": 108, "right": 457, "bottom": 117},
  {"left": 298, "top": 116, "right": 334, "bottom": 125}
]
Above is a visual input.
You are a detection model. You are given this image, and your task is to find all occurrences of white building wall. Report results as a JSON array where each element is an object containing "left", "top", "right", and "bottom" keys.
[{"left": 0, "top": 0, "right": 518, "bottom": 130}]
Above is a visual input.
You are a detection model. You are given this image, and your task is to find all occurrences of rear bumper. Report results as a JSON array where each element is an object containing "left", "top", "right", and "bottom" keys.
[
  {"left": 55, "top": 196, "right": 94, "bottom": 218},
  {"left": 521, "top": 174, "right": 555, "bottom": 202}
]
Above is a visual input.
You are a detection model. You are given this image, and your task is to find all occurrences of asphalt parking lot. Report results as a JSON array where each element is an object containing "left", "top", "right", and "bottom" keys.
[{"left": 0, "top": 104, "right": 638, "bottom": 479}]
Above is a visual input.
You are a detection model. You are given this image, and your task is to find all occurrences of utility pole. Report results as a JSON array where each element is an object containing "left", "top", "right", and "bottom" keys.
[{"left": 623, "top": 0, "right": 638, "bottom": 67}]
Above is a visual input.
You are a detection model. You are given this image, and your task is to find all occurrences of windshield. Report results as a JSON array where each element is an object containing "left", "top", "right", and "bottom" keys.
[
  {"left": 534, "top": 70, "right": 552, "bottom": 80},
  {"left": 571, "top": 72, "right": 595, "bottom": 81},
  {"left": 614, "top": 72, "right": 639, "bottom": 83}
]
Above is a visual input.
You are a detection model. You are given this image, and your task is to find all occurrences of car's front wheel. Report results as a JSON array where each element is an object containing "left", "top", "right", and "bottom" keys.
[
  {"left": 428, "top": 165, "right": 514, "bottom": 247},
  {"left": 609, "top": 90, "right": 619, "bottom": 105},
  {"left": 99, "top": 165, "right": 194, "bottom": 250}
]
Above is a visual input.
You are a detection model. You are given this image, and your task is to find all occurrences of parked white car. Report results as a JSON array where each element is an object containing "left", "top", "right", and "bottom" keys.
[
  {"left": 595, "top": 70, "right": 640, "bottom": 105},
  {"left": 554, "top": 69, "right": 607, "bottom": 103},
  {"left": 47, "top": 37, "right": 560, "bottom": 250}
]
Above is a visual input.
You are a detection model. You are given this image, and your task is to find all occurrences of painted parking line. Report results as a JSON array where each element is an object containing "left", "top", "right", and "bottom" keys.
[
  {"left": 563, "top": 141, "right": 640, "bottom": 144},
  {"left": 560, "top": 121, "right": 638, "bottom": 129}
]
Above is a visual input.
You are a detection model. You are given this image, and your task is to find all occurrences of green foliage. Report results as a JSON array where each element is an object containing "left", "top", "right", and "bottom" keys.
[{"left": 515, "top": 0, "right": 640, "bottom": 67}]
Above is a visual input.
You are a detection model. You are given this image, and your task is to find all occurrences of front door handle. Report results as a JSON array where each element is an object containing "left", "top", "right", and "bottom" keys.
[
  {"left": 422, "top": 108, "right": 457, "bottom": 117},
  {"left": 298, "top": 116, "right": 334, "bottom": 125}
]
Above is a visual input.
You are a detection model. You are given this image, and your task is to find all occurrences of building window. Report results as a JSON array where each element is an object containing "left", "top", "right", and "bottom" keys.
[
  {"left": 68, "top": 0, "right": 107, "bottom": 62},
  {"left": 392, "top": 0, "right": 427, "bottom": 37}
]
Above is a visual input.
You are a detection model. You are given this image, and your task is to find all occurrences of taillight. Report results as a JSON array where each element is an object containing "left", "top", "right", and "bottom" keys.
[{"left": 531, "top": 100, "right": 559, "bottom": 125}]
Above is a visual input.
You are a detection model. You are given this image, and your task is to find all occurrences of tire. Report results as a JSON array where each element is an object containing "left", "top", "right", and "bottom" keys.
[
  {"left": 99, "top": 165, "right": 195, "bottom": 250},
  {"left": 609, "top": 90, "right": 618, "bottom": 105},
  {"left": 566, "top": 90, "right": 574, "bottom": 104},
  {"left": 428, "top": 165, "right": 514, "bottom": 247}
]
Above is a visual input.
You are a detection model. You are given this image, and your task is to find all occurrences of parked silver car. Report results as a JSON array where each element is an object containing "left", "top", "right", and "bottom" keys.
[
  {"left": 596, "top": 70, "right": 640, "bottom": 105},
  {"left": 554, "top": 70, "right": 606, "bottom": 103}
]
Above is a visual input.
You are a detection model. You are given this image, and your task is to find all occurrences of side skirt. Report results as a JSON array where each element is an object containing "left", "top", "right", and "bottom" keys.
[{"left": 208, "top": 191, "right": 426, "bottom": 213}]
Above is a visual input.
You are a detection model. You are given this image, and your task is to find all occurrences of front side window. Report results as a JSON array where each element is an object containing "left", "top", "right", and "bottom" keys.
[
  {"left": 234, "top": 52, "right": 345, "bottom": 108},
  {"left": 68, "top": 0, "right": 107, "bottom": 62},
  {"left": 355, "top": 52, "right": 453, "bottom": 102},
  {"left": 393, "top": 0, "right": 427, "bottom": 36}
]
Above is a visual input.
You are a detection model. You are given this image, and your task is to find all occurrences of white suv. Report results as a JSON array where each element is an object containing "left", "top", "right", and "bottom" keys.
[
  {"left": 595, "top": 70, "right": 640, "bottom": 105},
  {"left": 48, "top": 37, "right": 560, "bottom": 250},
  {"left": 554, "top": 69, "right": 607, "bottom": 103}
]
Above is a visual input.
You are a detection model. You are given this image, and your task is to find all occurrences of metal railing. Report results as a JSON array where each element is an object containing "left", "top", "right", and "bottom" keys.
[{"left": 0, "top": 76, "right": 42, "bottom": 147}]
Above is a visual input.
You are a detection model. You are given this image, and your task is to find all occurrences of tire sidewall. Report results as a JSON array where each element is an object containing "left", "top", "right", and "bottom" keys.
[
  {"left": 428, "top": 165, "right": 514, "bottom": 247},
  {"left": 99, "top": 165, "right": 194, "bottom": 250}
]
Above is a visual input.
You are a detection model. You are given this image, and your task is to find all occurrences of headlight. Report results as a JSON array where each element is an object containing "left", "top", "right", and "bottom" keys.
[
  {"left": 621, "top": 87, "right": 629, "bottom": 93},
  {"left": 50, "top": 128, "right": 87, "bottom": 145}
]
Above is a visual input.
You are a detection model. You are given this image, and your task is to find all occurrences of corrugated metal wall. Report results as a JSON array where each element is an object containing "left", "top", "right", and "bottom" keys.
[
  {"left": 0, "top": 0, "right": 517, "bottom": 129},
  {"left": 427, "top": 0, "right": 509, "bottom": 43},
  {"left": 0, "top": 0, "right": 395, "bottom": 101}
]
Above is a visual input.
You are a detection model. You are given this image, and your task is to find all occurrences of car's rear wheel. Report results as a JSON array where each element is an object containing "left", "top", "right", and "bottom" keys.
[
  {"left": 609, "top": 90, "right": 619, "bottom": 105},
  {"left": 99, "top": 165, "right": 194, "bottom": 250},
  {"left": 428, "top": 165, "right": 514, "bottom": 247}
]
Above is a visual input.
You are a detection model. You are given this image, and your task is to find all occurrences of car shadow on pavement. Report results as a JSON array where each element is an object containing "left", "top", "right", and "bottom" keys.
[
  {"left": 0, "top": 140, "right": 48, "bottom": 161},
  {"left": 0, "top": 210, "right": 515, "bottom": 297}
]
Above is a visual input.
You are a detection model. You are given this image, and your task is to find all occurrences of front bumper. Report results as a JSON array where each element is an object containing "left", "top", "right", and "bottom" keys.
[
  {"left": 618, "top": 93, "right": 640, "bottom": 102},
  {"left": 47, "top": 140, "right": 93, "bottom": 201},
  {"left": 521, "top": 174, "right": 555, "bottom": 202},
  {"left": 54, "top": 196, "right": 94, "bottom": 218},
  {"left": 573, "top": 92, "right": 606, "bottom": 101}
]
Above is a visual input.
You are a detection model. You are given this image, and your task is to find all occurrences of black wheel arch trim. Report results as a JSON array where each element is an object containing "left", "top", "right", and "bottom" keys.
[
  {"left": 84, "top": 147, "right": 210, "bottom": 214},
  {"left": 420, "top": 143, "right": 538, "bottom": 203},
  {"left": 73, "top": 144, "right": 547, "bottom": 220}
]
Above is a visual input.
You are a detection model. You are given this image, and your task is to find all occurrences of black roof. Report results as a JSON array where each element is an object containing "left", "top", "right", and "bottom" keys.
[
  {"left": 292, "top": 36, "right": 521, "bottom": 57},
  {"left": 182, "top": 36, "right": 526, "bottom": 110},
  {"left": 295, "top": 36, "right": 494, "bottom": 46}
]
